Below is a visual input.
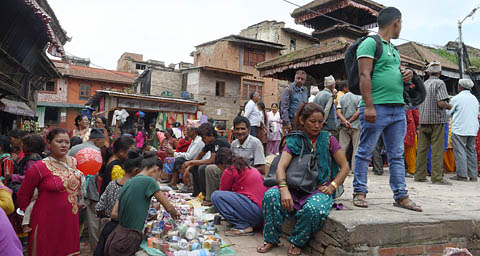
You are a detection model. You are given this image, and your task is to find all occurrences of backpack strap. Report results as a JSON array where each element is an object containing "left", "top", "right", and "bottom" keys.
[{"left": 370, "top": 34, "right": 384, "bottom": 71}]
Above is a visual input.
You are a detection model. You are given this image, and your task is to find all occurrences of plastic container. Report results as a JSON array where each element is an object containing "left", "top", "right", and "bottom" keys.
[{"left": 185, "top": 227, "right": 197, "bottom": 240}]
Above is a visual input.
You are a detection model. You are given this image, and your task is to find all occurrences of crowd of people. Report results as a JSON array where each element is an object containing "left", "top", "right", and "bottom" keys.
[{"left": 0, "top": 6, "right": 479, "bottom": 256}]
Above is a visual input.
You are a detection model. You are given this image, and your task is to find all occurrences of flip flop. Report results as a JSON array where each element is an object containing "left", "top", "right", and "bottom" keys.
[
  {"left": 393, "top": 199, "right": 422, "bottom": 212},
  {"left": 224, "top": 228, "right": 254, "bottom": 237},
  {"left": 288, "top": 244, "right": 302, "bottom": 256},
  {"left": 257, "top": 242, "right": 279, "bottom": 253},
  {"left": 353, "top": 193, "right": 368, "bottom": 208}
]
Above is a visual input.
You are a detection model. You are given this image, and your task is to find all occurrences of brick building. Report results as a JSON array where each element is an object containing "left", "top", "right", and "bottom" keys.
[
  {"left": 117, "top": 52, "right": 173, "bottom": 73},
  {"left": 133, "top": 64, "right": 249, "bottom": 128},
  {"left": 37, "top": 60, "right": 136, "bottom": 131},
  {"left": 240, "top": 20, "right": 318, "bottom": 56},
  {"left": 192, "top": 35, "right": 285, "bottom": 110},
  {"left": 193, "top": 23, "right": 318, "bottom": 110}
]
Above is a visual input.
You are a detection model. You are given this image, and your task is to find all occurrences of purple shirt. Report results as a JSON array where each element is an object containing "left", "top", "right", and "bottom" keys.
[
  {"left": 0, "top": 208, "right": 23, "bottom": 255},
  {"left": 281, "top": 135, "right": 341, "bottom": 210}
]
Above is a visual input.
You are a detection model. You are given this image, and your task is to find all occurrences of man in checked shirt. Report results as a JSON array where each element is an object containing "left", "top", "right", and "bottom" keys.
[{"left": 414, "top": 61, "right": 452, "bottom": 185}]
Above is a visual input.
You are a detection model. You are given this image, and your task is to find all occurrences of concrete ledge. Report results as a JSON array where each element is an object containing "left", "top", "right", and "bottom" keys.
[{"left": 282, "top": 172, "right": 480, "bottom": 255}]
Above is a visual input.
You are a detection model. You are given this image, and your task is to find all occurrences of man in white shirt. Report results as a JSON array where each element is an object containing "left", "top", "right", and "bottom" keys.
[
  {"left": 168, "top": 126, "right": 205, "bottom": 189},
  {"left": 448, "top": 79, "right": 479, "bottom": 182},
  {"left": 204, "top": 116, "right": 266, "bottom": 205},
  {"left": 244, "top": 91, "right": 262, "bottom": 138}
]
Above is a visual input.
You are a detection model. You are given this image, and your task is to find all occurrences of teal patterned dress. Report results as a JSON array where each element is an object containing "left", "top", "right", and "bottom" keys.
[{"left": 262, "top": 131, "right": 340, "bottom": 247}]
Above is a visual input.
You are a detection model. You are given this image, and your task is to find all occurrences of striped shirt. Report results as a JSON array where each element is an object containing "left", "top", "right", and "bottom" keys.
[{"left": 419, "top": 77, "right": 449, "bottom": 124}]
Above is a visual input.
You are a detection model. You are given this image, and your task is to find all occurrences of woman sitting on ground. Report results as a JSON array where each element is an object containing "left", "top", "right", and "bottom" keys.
[
  {"left": 160, "top": 128, "right": 178, "bottom": 151},
  {"left": 211, "top": 148, "right": 268, "bottom": 236},
  {"left": 105, "top": 152, "right": 180, "bottom": 256},
  {"left": 100, "top": 136, "right": 135, "bottom": 194},
  {"left": 94, "top": 148, "right": 143, "bottom": 256},
  {"left": 257, "top": 103, "right": 350, "bottom": 256}
]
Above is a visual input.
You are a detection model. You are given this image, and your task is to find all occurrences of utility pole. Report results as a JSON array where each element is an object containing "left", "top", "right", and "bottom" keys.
[{"left": 457, "top": 4, "right": 480, "bottom": 78}]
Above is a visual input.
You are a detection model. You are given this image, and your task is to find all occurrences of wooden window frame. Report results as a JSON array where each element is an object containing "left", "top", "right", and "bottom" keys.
[
  {"left": 241, "top": 80, "right": 263, "bottom": 100},
  {"left": 215, "top": 81, "right": 226, "bottom": 97},
  {"left": 79, "top": 84, "right": 91, "bottom": 100},
  {"left": 40, "top": 80, "right": 57, "bottom": 93},
  {"left": 243, "top": 48, "right": 265, "bottom": 67}
]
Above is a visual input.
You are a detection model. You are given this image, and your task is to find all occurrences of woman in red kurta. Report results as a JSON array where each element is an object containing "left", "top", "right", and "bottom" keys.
[{"left": 17, "top": 128, "right": 84, "bottom": 256}]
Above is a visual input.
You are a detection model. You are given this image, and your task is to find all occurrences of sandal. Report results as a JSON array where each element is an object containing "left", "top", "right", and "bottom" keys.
[
  {"left": 353, "top": 193, "right": 368, "bottom": 208},
  {"left": 288, "top": 244, "right": 302, "bottom": 256},
  {"left": 224, "top": 228, "right": 254, "bottom": 237},
  {"left": 393, "top": 198, "right": 422, "bottom": 212},
  {"left": 257, "top": 242, "right": 278, "bottom": 253}
]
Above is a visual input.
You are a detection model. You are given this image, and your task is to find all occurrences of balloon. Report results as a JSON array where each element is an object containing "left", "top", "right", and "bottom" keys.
[{"left": 75, "top": 147, "right": 102, "bottom": 175}]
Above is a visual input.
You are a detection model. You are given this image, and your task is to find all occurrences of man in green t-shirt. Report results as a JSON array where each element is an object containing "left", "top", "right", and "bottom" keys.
[
  {"left": 105, "top": 154, "right": 180, "bottom": 255},
  {"left": 352, "top": 7, "right": 422, "bottom": 212}
]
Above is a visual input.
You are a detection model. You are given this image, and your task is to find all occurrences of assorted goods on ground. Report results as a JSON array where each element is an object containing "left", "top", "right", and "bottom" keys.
[{"left": 140, "top": 191, "right": 235, "bottom": 256}]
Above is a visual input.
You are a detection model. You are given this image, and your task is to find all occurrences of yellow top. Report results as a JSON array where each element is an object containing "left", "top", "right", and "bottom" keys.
[
  {"left": 0, "top": 188, "right": 14, "bottom": 215},
  {"left": 111, "top": 165, "right": 125, "bottom": 181},
  {"left": 335, "top": 91, "right": 345, "bottom": 107}
]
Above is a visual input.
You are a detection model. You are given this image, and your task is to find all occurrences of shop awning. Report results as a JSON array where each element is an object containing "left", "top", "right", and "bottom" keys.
[{"left": 0, "top": 99, "right": 35, "bottom": 117}]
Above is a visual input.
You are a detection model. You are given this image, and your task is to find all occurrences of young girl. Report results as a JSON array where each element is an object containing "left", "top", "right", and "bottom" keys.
[
  {"left": 95, "top": 148, "right": 143, "bottom": 256},
  {"left": 105, "top": 152, "right": 180, "bottom": 255}
]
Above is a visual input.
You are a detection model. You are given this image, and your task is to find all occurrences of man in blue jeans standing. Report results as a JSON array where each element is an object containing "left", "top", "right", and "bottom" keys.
[{"left": 352, "top": 6, "right": 422, "bottom": 212}]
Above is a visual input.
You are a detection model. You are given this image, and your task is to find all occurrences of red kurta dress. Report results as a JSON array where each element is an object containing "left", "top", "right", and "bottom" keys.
[{"left": 17, "top": 156, "right": 84, "bottom": 256}]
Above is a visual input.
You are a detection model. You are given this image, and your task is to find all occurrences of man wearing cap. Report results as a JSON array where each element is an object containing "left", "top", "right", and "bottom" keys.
[
  {"left": 448, "top": 79, "right": 479, "bottom": 182},
  {"left": 308, "top": 86, "right": 319, "bottom": 102},
  {"left": 314, "top": 75, "right": 338, "bottom": 134},
  {"left": 415, "top": 61, "right": 452, "bottom": 185},
  {"left": 68, "top": 128, "right": 106, "bottom": 250}
]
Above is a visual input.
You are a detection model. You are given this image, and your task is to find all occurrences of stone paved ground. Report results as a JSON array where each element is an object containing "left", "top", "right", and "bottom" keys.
[
  {"left": 215, "top": 169, "right": 480, "bottom": 255},
  {"left": 80, "top": 169, "right": 480, "bottom": 256}
]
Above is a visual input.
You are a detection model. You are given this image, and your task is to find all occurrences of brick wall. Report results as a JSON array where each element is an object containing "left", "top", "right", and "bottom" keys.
[
  {"left": 310, "top": 238, "right": 479, "bottom": 256},
  {"left": 194, "top": 40, "right": 285, "bottom": 109},
  {"left": 66, "top": 78, "right": 127, "bottom": 105},
  {"left": 187, "top": 69, "right": 241, "bottom": 128},
  {"left": 149, "top": 69, "right": 182, "bottom": 97}
]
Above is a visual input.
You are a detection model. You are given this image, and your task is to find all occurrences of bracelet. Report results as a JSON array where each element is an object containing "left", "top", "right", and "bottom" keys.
[
  {"left": 279, "top": 184, "right": 288, "bottom": 188},
  {"left": 330, "top": 181, "right": 338, "bottom": 190}
]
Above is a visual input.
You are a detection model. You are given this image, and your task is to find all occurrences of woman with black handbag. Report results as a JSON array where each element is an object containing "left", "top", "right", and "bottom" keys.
[{"left": 257, "top": 103, "right": 350, "bottom": 256}]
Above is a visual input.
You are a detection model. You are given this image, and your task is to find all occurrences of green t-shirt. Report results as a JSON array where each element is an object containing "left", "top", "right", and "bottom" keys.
[
  {"left": 357, "top": 36, "right": 404, "bottom": 105},
  {"left": 117, "top": 174, "right": 160, "bottom": 231}
]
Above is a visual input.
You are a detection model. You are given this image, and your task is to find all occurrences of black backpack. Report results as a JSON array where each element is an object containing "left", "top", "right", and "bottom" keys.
[{"left": 344, "top": 34, "right": 383, "bottom": 95}]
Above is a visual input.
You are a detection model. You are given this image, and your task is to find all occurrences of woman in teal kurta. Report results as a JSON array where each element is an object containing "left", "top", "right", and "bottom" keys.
[{"left": 257, "top": 103, "right": 350, "bottom": 256}]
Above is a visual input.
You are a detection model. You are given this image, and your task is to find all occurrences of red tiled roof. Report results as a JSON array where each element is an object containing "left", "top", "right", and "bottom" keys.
[{"left": 52, "top": 60, "right": 136, "bottom": 84}]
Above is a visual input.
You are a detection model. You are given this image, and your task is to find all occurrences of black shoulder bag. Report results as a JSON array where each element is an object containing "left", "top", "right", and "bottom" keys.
[{"left": 264, "top": 131, "right": 319, "bottom": 194}]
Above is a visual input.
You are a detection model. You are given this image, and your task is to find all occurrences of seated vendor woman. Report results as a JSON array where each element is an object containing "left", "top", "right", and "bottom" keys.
[
  {"left": 211, "top": 148, "right": 268, "bottom": 237},
  {"left": 105, "top": 152, "right": 181, "bottom": 256},
  {"left": 257, "top": 103, "right": 350, "bottom": 256}
]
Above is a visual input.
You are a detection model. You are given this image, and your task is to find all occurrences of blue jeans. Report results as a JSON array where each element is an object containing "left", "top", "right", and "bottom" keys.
[{"left": 353, "top": 105, "right": 408, "bottom": 201}]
